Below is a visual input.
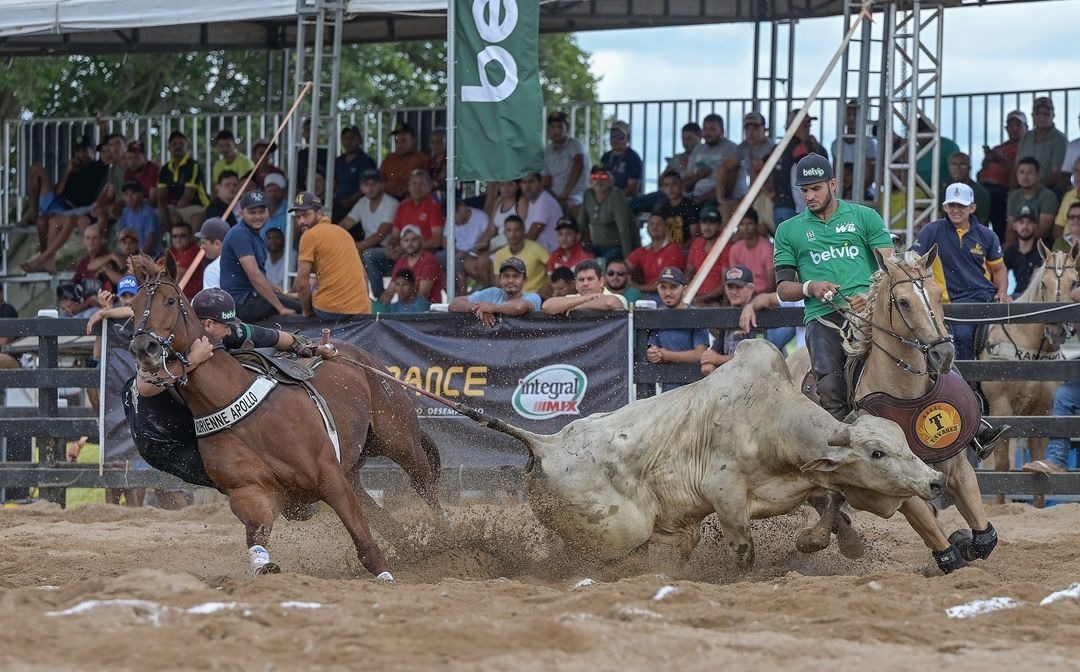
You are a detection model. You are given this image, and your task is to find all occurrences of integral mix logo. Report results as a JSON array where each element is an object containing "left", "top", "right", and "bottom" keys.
[{"left": 512, "top": 364, "right": 588, "bottom": 420}]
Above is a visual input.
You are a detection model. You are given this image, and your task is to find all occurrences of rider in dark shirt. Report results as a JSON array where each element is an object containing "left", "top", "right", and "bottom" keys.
[{"left": 124, "top": 288, "right": 332, "bottom": 488}]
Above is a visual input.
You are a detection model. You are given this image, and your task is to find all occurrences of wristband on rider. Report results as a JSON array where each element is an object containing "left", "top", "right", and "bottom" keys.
[{"left": 802, "top": 280, "right": 813, "bottom": 298}]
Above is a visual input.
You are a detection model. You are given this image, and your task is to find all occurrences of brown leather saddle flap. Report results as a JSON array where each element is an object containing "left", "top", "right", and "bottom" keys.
[
  {"left": 231, "top": 348, "right": 320, "bottom": 385},
  {"left": 857, "top": 371, "right": 981, "bottom": 464}
]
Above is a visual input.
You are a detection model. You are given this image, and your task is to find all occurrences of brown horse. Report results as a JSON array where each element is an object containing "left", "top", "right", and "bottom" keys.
[
  {"left": 796, "top": 247, "right": 998, "bottom": 573},
  {"left": 982, "top": 240, "right": 1079, "bottom": 503},
  {"left": 126, "top": 254, "right": 442, "bottom": 580}
]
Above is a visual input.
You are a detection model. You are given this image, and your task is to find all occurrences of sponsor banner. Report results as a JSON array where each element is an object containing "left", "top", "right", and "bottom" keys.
[
  {"left": 103, "top": 314, "right": 629, "bottom": 471},
  {"left": 453, "top": 0, "right": 545, "bottom": 180}
]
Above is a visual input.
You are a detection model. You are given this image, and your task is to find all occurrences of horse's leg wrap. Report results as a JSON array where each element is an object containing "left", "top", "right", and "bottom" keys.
[
  {"left": 249, "top": 545, "right": 280, "bottom": 576},
  {"left": 950, "top": 523, "right": 998, "bottom": 562},
  {"left": 932, "top": 544, "right": 968, "bottom": 574}
]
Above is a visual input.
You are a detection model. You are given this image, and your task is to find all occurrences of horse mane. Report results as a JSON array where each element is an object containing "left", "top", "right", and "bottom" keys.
[
  {"left": 841, "top": 250, "right": 924, "bottom": 357},
  {"left": 128, "top": 254, "right": 162, "bottom": 281},
  {"left": 1012, "top": 263, "right": 1045, "bottom": 303}
]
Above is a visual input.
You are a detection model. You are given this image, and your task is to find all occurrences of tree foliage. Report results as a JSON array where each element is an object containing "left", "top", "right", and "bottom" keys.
[{"left": 0, "top": 33, "right": 598, "bottom": 120}]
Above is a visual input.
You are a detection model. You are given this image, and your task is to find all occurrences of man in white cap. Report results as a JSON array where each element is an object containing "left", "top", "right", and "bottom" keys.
[{"left": 912, "top": 182, "right": 1010, "bottom": 361}]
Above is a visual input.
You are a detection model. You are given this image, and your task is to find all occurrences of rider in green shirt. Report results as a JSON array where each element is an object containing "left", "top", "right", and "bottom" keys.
[{"left": 773, "top": 154, "right": 893, "bottom": 420}]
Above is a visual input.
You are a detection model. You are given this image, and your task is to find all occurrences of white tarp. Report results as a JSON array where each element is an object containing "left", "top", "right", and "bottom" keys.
[{"left": 0, "top": 0, "right": 443, "bottom": 38}]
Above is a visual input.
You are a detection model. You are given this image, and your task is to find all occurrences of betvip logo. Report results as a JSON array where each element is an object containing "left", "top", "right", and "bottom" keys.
[
  {"left": 801, "top": 167, "right": 826, "bottom": 179},
  {"left": 809, "top": 244, "right": 860, "bottom": 264}
]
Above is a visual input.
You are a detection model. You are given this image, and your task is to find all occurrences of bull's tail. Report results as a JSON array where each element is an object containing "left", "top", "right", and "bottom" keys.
[{"left": 337, "top": 352, "right": 545, "bottom": 453}]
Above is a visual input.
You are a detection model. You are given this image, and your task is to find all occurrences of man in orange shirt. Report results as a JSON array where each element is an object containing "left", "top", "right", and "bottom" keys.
[
  {"left": 291, "top": 191, "right": 372, "bottom": 319},
  {"left": 380, "top": 121, "right": 431, "bottom": 200}
]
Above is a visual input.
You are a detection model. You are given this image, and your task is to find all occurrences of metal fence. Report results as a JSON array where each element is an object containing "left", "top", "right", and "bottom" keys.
[
  {"left": 5, "top": 86, "right": 1079, "bottom": 224},
  {"left": 3, "top": 306, "right": 1080, "bottom": 506}
]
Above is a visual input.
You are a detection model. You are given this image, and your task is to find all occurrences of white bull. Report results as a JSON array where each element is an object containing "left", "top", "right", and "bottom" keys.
[{"left": 503, "top": 339, "right": 944, "bottom": 567}]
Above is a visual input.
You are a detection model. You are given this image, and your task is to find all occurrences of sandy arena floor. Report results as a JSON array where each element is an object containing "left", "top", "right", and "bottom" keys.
[{"left": 0, "top": 497, "right": 1078, "bottom": 671}]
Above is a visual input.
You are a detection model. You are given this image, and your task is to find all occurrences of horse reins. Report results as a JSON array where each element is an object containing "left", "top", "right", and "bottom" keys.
[
  {"left": 993, "top": 253, "right": 1075, "bottom": 359},
  {"left": 132, "top": 273, "right": 196, "bottom": 388},
  {"left": 828, "top": 262, "right": 952, "bottom": 377}
]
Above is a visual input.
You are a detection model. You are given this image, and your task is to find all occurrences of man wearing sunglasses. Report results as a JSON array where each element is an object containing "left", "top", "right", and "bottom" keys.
[
  {"left": 603, "top": 258, "right": 641, "bottom": 304},
  {"left": 580, "top": 164, "right": 638, "bottom": 262},
  {"left": 599, "top": 121, "right": 642, "bottom": 200}
]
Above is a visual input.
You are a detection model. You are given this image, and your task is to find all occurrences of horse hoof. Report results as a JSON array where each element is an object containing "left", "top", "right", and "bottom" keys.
[
  {"left": 254, "top": 562, "right": 281, "bottom": 576},
  {"left": 795, "top": 527, "right": 830, "bottom": 554},
  {"left": 375, "top": 571, "right": 394, "bottom": 582}
]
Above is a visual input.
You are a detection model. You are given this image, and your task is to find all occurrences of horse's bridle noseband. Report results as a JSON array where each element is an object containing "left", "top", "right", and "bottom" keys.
[{"left": 132, "top": 274, "right": 193, "bottom": 388}]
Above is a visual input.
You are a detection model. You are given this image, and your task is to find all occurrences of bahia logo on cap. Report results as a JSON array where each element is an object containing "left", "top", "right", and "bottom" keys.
[{"left": 512, "top": 364, "right": 588, "bottom": 420}]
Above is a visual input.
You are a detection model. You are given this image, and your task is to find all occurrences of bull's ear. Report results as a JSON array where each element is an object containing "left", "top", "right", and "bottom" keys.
[
  {"left": 827, "top": 426, "right": 852, "bottom": 447},
  {"left": 800, "top": 457, "right": 843, "bottom": 473}
]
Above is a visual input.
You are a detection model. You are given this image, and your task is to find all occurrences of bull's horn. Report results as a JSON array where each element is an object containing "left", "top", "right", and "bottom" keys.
[
  {"left": 827, "top": 426, "right": 852, "bottom": 447},
  {"left": 450, "top": 402, "right": 546, "bottom": 454}
]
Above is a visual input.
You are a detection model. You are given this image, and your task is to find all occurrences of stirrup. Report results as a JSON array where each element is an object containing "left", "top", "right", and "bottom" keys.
[{"left": 972, "top": 420, "right": 1010, "bottom": 462}]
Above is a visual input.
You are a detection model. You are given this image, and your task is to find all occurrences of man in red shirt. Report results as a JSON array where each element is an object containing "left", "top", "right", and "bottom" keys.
[
  {"left": 627, "top": 213, "right": 686, "bottom": 294},
  {"left": 381, "top": 224, "right": 444, "bottom": 305},
  {"left": 164, "top": 221, "right": 202, "bottom": 298},
  {"left": 685, "top": 205, "right": 731, "bottom": 306},
  {"left": 727, "top": 208, "right": 774, "bottom": 294},
  {"left": 546, "top": 216, "right": 594, "bottom": 275},
  {"left": 388, "top": 169, "right": 444, "bottom": 259},
  {"left": 123, "top": 141, "right": 160, "bottom": 198}
]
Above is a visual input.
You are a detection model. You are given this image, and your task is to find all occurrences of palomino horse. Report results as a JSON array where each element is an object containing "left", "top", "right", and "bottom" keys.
[
  {"left": 127, "top": 254, "right": 442, "bottom": 580},
  {"left": 982, "top": 240, "right": 1080, "bottom": 504},
  {"left": 798, "top": 246, "right": 999, "bottom": 573}
]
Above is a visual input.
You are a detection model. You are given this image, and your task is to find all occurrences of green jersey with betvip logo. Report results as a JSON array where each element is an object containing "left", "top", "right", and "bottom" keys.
[{"left": 773, "top": 199, "right": 893, "bottom": 324}]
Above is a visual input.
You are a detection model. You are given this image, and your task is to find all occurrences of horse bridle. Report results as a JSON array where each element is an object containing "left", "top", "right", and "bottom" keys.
[
  {"left": 132, "top": 273, "right": 194, "bottom": 387},
  {"left": 999, "top": 253, "right": 1076, "bottom": 354},
  {"left": 834, "top": 262, "right": 952, "bottom": 376}
]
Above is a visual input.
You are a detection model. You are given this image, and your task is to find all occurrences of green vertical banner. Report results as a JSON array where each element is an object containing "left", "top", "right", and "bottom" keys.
[{"left": 454, "top": 0, "right": 545, "bottom": 180}]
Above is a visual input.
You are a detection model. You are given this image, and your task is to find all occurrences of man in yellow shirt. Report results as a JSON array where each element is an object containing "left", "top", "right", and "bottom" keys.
[
  {"left": 211, "top": 129, "right": 254, "bottom": 185},
  {"left": 291, "top": 191, "right": 372, "bottom": 319},
  {"left": 492, "top": 215, "right": 549, "bottom": 295}
]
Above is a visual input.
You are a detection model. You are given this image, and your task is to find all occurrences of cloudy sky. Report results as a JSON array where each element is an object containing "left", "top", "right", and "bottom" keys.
[{"left": 575, "top": 0, "right": 1080, "bottom": 139}]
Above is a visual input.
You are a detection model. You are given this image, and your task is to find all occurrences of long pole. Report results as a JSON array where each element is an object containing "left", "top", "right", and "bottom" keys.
[
  {"left": 445, "top": 0, "right": 458, "bottom": 302},
  {"left": 683, "top": 0, "right": 875, "bottom": 306},
  {"left": 178, "top": 82, "right": 313, "bottom": 291}
]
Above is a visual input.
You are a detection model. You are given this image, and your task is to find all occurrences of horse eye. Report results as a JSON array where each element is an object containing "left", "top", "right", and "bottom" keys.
[
  {"left": 871, "top": 450, "right": 885, "bottom": 460},
  {"left": 167, "top": 297, "right": 176, "bottom": 306},
  {"left": 896, "top": 297, "right": 910, "bottom": 308}
]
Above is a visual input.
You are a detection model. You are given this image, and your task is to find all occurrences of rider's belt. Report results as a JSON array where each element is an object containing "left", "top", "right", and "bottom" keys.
[
  {"left": 857, "top": 371, "right": 981, "bottom": 464},
  {"left": 983, "top": 341, "right": 1064, "bottom": 361},
  {"left": 193, "top": 376, "right": 277, "bottom": 437}
]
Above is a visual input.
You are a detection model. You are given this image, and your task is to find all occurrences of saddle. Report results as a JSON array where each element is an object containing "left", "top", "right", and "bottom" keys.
[
  {"left": 856, "top": 370, "right": 982, "bottom": 464},
  {"left": 231, "top": 347, "right": 324, "bottom": 384}
]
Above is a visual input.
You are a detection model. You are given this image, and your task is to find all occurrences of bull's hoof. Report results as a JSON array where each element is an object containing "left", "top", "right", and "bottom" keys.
[
  {"left": 932, "top": 544, "right": 968, "bottom": 574},
  {"left": 835, "top": 525, "right": 866, "bottom": 559},
  {"left": 795, "top": 527, "right": 831, "bottom": 554},
  {"left": 254, "top": 562, "right": 281, "bottom": 576},
  {"left": 950, "top": 523, "right": 997, "bottom": 562}
]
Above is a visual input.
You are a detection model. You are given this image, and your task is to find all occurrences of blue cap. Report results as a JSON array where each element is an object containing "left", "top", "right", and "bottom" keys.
[
  {"left": 657, "top": 267, "right": 686, "bottom": 286},
  {"left": 117, "top": 275, "right": 138, "bottom": 296}
]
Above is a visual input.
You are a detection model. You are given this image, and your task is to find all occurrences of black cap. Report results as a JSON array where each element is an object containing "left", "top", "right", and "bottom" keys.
[
  {"left": 56, "top": 282, "right": 84, "bottom": 302},
  {"left": 499, "top": 257, "right": 528, "bottom": 276},
  {"left": 657, "top": 267, "right": 686, "bottom": 286},
  {"left": 547, "top": 111, "right": 569, "bottom": 124},
  {"left": 794, "top": 153, "right": 834, "bottom": 186},
  {"left": 72, "top": 134, "right": 93, "bottom": 150},
  {"left": 699, "top": 204, "right": 722, "bottom": 222},
  {"left": 724, "top": 265, "right": 754, "bottom": 287},
  {"left": 555, "top": 216, "right": 578, "bottom": 231},
  {"left": 240, "top": 190, "right": 269, "bottom": 210},
  {"left": 288, "top": 191, "right": 324, "bottom": 212},
  {"left": 192, "top": 288, "right": 239, "bottom": 324},
  {"left": 360, "top": 168, "right": 383, "bottom": 183}
]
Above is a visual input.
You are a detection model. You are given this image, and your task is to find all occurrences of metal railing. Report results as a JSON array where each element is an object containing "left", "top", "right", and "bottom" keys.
[
  {"left": 5, "top": 86, "right": 1078, "bottom": 226},
  {"left": 4, "top": 305, "right": 1080, "bottom": 506}
]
